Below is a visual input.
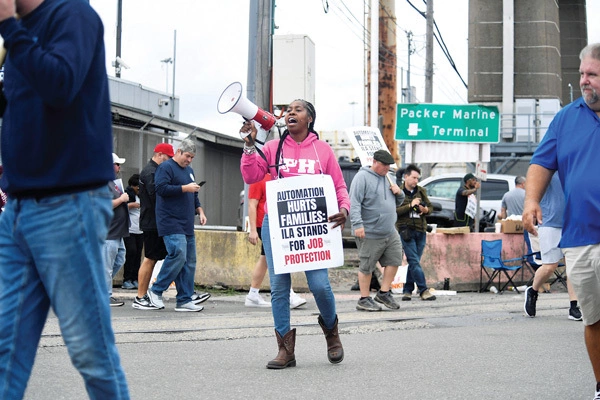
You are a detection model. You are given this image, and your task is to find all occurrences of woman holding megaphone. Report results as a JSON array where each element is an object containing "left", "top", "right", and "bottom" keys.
[{"left": 240, "top": 99, "right": 350, "bottom": 369}]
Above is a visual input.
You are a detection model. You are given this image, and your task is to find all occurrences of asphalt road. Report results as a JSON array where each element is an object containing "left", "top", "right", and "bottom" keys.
[{"left": 24, "top": 288, "right": 592, "bottom": 400}]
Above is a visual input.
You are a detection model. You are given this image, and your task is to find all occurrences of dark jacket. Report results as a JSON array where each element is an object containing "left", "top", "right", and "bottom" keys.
[
  {"left": 396, "top": 184, "right": 432, "bottom": 232},
  {"left": 0, "top": 0, "right": 113, "bottom": 196},
  {"left": 139, "top": 160, "right": 159, "bottom": 232},
  {"left": 155, "top": 159, "right": 201, "bottom": 237}
]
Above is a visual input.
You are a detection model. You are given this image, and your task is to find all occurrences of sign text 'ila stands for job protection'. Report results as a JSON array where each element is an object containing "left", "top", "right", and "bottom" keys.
[{"left": 395, "top": 104, "right": 500, "bottom": 143}]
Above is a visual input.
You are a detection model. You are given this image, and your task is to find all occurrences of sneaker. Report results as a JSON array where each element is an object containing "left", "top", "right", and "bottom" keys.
[
  {"left": 374, "top": 291, "right": 400, "bottom": 309},
  {"left": 121, "top": 280, "right": 136, "bottom": 290},
  {"left": 245, "top": 293, "right": 271, "bottom": 307},
  {"left": 132, "top": 294, "right": 159, "bottom": 310},
  {"left": 402, "top": 293, "right": 412, "bottom": 301},
  {"left": 191, "top": 291, "right": 211, "bottom": 305},
  {"left": 350, "top": 281, "right": 360, "bottom": 291},
  {"left": 290, "top": 291, "right": 307, "bottom": 309},
  {"left": 569, "top": 306, "right": 583, "bottom": 321},
  {"left": 147, "top": 290, "right": 165, "bottom": 309},
  {"left": 356, "top": 296, "right": 382, "bottom": 312},
  {"left": 524, "top": 286, "right": 537, "bottom": 317},
  {"left": 110, "top": 297, "right": 124, "bottom": 307},
  {"left": 133, "top": 280, "right": 139, "bottom": 289},
  {"left": 174, "top": 301, "right": 204, "bottom": 312},
  {"left": 420, "top": 289, "right": 437, "bottom": 301}
]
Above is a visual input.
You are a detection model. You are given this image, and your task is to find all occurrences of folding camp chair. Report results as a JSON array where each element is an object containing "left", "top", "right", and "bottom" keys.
[
  {"left": 480, "top": 239, "right": 523, "bottom": 293},
  {"left": 522, "top": 231, "right": 568, "bottom": 290}
]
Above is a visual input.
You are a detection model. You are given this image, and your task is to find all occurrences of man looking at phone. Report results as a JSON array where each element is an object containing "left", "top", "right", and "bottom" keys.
[{"left": 147, "top": 139, "right": 207, "bottom": 312}]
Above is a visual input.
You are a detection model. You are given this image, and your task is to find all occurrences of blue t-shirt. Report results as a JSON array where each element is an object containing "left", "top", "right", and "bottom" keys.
[
  {"left": 539, "top": 172, "right": 564, "bottom": 228},
  {"left": 531, "top": 97, "right": 600, "bottom": 247},
  {"left": 155, "top": 159, "right": 201, "bottom": 237}
]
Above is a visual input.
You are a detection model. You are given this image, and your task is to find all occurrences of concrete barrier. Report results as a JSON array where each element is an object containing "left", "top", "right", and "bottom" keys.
[
  {"left": 420, "top": 232, "right": 528, "bottom": 291},
  {"left": 114, "top": 230, "right": 528, "bottom": 293}
]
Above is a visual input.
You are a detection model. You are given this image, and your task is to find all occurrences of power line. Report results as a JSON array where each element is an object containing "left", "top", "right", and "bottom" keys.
[{"left": 406, "top": 0, "right": 468, "bottom": 89}]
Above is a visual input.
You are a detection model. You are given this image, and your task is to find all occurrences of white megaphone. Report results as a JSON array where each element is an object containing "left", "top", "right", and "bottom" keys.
[{"left": 217, "top": 82, "right": 276, "bottom": 138}]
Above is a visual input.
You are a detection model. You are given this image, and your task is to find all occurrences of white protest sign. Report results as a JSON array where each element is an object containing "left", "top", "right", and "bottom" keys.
[
  {"left": 465, "top": 194, "right": 477, "bottom": 219},
  {"left": 266, "top": 174, "right": 344, "bottom": 274},
  {"left": 344, "top": 126, "right": 397, "bottom": 168}
]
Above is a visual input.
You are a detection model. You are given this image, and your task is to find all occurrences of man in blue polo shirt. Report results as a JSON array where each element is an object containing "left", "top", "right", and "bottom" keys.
[
  {"left": 147, "top": 139, "right": 208, "bottom": 312},
  {"left": 523, "top": 42, "right": 600, "bottom": 400}
]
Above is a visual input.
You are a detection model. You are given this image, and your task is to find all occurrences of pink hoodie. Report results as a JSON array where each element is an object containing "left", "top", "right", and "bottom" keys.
[{"left": 241, "top": 132, "right": 350, "bottom": 214}]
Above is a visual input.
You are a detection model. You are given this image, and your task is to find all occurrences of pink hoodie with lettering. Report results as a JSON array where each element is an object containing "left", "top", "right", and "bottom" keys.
[{"left": 241, "top": 132, "right": 350, "bottom": 214}]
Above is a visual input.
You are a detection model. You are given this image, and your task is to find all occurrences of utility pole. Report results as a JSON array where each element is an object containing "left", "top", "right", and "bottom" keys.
[
  {"left": 424, "top": 0, "right": 433, "bottom": 102},
  {"left": 407, "top": 31, "right": 413, "bottom": 103},
  {"left": 379, "top": 0, "right": 397, "bottom": 160},
  {"left": 115, "top": 0, "right": 122, "bottom": 78},
  {"left": 243, "top": 0, "right": 273, "bottom": 229},
  {"left": 368, "top": 0, "right": 379, "bottom": 128},
  {"left": 247, "top": 0, "right": 272, "bottom": 112},
  {"left": 171, "top": 30, "right": 176, "bottom": 119}
]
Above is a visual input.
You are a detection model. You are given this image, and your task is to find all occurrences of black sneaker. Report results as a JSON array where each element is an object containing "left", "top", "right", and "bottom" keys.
[
  {"left": 191, "top": 292, "right": 211, "bottom": 305},
  {"left": 524, "top": 286, "right": 537, "bottom": 317},
  {"left": 110, "top": 297, "right": 124, "bottom": 307},
  {"left": 569, "top": 306, "right": 583, "bottom": 321},
  {"left": 356, "top": 297, "right": 382, "bottom": 311},
  {"left": 374, "top": 291, "right": 400, "bottom": 310}
]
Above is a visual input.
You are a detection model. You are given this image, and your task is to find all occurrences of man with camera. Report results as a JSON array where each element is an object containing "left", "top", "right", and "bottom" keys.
[{"left": 396, "top": 164, "right": 436, "bottom": 301}]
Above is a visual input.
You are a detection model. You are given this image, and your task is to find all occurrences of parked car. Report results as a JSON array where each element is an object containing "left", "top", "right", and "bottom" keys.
[
  {"left": 337, "top": 160, "right": 444, "bottom": 243},
  {"left": 419, "top": 173, "right": 516, "bottom": 230}
]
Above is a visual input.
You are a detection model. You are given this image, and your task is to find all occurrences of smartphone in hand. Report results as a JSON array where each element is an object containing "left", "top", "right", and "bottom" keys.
[{"left": 198, "top": 181, "right": 206, "bottom": 187}]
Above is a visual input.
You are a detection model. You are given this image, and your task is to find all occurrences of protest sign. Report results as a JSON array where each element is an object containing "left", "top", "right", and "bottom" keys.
[
  {"left": 266, "top": 174, "right": 344, "bottom": 274},
  {"left": 344, "top": 126, "right": 397, "bottom": 168}
]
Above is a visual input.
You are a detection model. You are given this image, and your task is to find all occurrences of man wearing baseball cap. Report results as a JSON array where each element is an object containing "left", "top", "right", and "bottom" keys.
[
  {"left": 105, "top": 153, "right": 130, "bottom": 307},
  {"left": 134, "top": 143, "right": 174, "bottom": 309},
  {"left": 349, "top": 149, "right": 405, "bottom": 311},
  {"left": 454, "top": 172, "right": 480, "bottom": 231}
]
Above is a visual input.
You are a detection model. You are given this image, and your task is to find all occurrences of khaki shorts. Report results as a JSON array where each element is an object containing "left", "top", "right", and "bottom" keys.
[
  {"left": 355, "top": 233, "right": 403, "bottom": 274},
  {"left": 563, "top": 244, "right": 600, "bottom": 326}
]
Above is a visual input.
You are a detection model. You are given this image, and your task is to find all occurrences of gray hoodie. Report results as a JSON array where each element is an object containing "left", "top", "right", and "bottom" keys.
[{"left": 349, "top": 166, "right": 405, "bottom": 239}]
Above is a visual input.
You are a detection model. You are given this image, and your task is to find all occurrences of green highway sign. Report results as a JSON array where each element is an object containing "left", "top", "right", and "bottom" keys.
[{"left": 396, "top": 104, "right": 500, "bottom": 143}]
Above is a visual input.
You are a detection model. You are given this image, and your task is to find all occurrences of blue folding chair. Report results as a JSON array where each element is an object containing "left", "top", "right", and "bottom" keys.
[{"left": 480, "top": 239, "right": 523, "bottom": 293}]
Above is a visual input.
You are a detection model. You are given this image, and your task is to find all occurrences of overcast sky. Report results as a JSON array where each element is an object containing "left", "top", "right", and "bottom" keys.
[{"left": 89, "top": 0, "right": 600, "bottom": 137}]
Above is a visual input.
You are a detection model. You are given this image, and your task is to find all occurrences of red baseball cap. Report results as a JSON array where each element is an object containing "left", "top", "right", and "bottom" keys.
[{"left": 154, "top": 143, "right": 174, "bottom": 157}]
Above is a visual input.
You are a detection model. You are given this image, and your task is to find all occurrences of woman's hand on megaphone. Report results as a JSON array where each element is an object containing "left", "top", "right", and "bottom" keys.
[{"left": 240, "top": 120, "right": 257, "bottom": 146}]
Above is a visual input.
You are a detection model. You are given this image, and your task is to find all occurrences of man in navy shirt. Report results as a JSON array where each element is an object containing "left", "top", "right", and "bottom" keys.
[
  {"left": 147, "top": 139, "right": 207, "bottom": 312},
  {"left": 0, "top": 0, "right": 129, "bottom": 398},
  {"left": 523, "top": 43, "right": 600, "bottom": 399}
]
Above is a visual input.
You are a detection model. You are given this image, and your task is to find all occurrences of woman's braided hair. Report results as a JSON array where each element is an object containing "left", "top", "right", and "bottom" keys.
[{"left": 293, "top": 99, "right": 317, "bottom": 134}]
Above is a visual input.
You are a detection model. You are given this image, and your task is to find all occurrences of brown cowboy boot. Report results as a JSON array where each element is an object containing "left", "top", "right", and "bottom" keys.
[
  {"left": 266, "top": 328, "right": 296, "bottom": 369},
  {"left": 318, "top": 315, "right": 344, "bottom": 364}
]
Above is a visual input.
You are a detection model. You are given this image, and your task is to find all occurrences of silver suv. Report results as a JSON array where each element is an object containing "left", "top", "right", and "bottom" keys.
[{"left": 419, "top": 173, "right": 516, "bottom": 229}]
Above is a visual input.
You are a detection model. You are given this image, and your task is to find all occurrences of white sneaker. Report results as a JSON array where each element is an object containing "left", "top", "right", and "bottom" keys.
[
  {"left": 245, "top": 293, "right": 271, "bottom": 307},
  {"left": 174, "top": 301, "right": 204, "bottom": 312},
  {"left": 147, "top": 290, "right": 165, "bottom": 309},
  {"left": 290, "top": 291, "right": 307, "bottom": 309}
]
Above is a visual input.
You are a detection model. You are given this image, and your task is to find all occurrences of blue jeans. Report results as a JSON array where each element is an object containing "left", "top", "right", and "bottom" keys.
[
  {"left": 400, "top": 230, "right": 428, "bottom": 294},
  {"left": 104, "top": 238, "right": 126, "bottom": 296},
  {"left": 151, "top": 234, "right": 196, "bottom": 306},
  {"left": 0, "top": 188, "right": 130, "bottom": 399},
  {"left": 262, "top": 216, "right": 337, "bottom": 335}
]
